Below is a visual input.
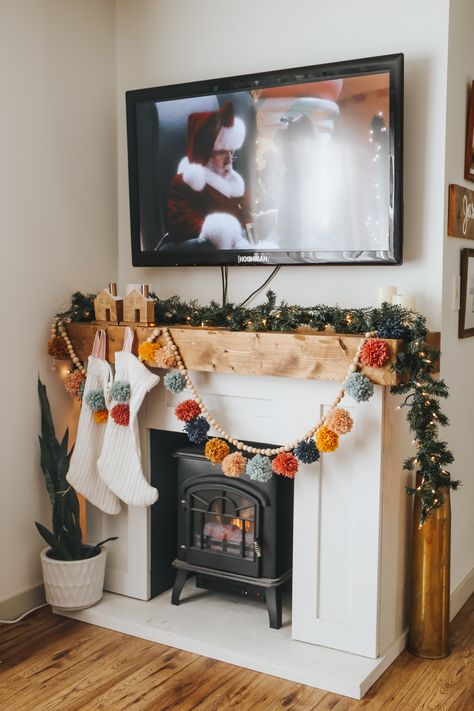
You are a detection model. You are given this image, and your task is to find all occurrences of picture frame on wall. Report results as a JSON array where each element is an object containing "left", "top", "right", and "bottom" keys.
[
  {"left": 464, "top": 81, "right": 474, "bottom": 182},
  {"left": 459, "top": 248, "right": 474, "bottom": 337}
]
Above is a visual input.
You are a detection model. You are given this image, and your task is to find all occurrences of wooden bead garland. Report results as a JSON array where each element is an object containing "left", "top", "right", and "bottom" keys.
[
  {"left": 50, "top": 318, "right": 86, "bottom": 376},
  {"left": 163, "top": 326, "right": 378, "bottom": 459}
]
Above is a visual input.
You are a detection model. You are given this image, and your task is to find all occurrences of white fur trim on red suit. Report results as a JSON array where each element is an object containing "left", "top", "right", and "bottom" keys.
[
  {"left": 178, "top": 157, "right": 206, "bottom": 192},
  {"left": 178, "top": 158, "right": 245, "bottom": 198},
  {"left": 213, "top": 117, "right": 246, "bottom": 151},
  {"left": 198, "top": 213, "right": 250, "bottom": 249}
]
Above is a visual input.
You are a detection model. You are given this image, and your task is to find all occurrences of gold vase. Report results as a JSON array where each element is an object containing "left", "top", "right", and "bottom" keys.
[{"left": 408, "top": 483, "right": 451, "bottom": 658}]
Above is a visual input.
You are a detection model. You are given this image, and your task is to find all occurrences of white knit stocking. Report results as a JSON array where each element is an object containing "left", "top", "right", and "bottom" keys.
[
  {"left": 67, "top": 331, "right": 121, "bottom": 515},
  {"left": 97, "top": 328, "right": 160, "bottom": 507}
]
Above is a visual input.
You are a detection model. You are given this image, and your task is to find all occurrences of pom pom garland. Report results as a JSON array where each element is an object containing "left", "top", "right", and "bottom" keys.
[
  {"left": 175, "top": 399, "right": 201, "bottom": 422},
  {"left": 245, "top": 455, "right": 273, "bottom": 482},
  {"left": 93, "top": 409, "right": 108, "bottom": 424},
  {"left": 163, "top": 370, "right": 186, "bottom": 393},
  {"left": 360, "top": 338, "right": 389, "bottom": 368},
  {"left": 48, "top": 336, "right": 69, "bottom": 359},
  {"left": 85, "top": 389, "right": 106, "bottom": 412},
  {"left": 344, "top": 372, "right": 374, "bottom": 402},
  {"left": 326, "top": 407, "right": 353, "bottom": 435},
  {"left": 205, "top": 438, "right": 230, "bottom": 464},
  {"left": 272, "top": 451, "right": 298, "bottom": 478},
  {"left": 184, "top": 416, "right": 210, "bottom": 443},
  {"left": 294, "top": 439, "right": 320, "bottom": 464},
  {"left": 221, "top": 452, "right": 247, "bottom": 477},
  {"left": 111, "top": 403, "right": 130, "bottom": 426},
  {"left": 64, "top": 370, "right": 85, "bottom": 396},
  {"left": 316, "top": 426, "right": 339, "bottom": 453},
  {"left": 110, "top": 380, "right": 131, "bottom": 403}
]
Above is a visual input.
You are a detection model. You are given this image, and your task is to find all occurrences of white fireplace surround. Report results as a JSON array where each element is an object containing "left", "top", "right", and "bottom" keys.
[{"left": 59, "top": 369, "right": 411, "bottom": 699}]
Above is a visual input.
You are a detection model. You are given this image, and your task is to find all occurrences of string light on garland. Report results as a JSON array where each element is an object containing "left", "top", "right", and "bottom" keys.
[{"left": 51, "top": 291, "right": 459, "bottom": 524}]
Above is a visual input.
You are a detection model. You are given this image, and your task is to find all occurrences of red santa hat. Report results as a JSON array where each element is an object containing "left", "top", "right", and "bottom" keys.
[{"left": 186, "top": 102, "right": 246, "bottom": 166}]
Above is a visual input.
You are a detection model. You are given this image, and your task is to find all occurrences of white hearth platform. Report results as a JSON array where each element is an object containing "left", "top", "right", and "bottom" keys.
[{"left": 55, "top": 581, "right": 407, "bottom": 700}]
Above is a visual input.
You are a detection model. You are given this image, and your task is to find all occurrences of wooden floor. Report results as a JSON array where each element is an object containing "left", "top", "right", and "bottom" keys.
[{"left": 0, "top": 596, "right": 472, "bottom": 711}]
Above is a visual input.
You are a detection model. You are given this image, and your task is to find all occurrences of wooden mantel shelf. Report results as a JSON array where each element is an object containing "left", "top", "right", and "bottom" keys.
[{"left": 65, "top": 323, "right": 440, "bottom": 386}]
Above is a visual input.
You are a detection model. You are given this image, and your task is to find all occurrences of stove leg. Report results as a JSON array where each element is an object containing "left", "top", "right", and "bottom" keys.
[
  {"left": 171, "top": 569, "right": 188, "bottom": 605},
  {"left": 266, "top": 586, "right": 282, "bottom": 629}
]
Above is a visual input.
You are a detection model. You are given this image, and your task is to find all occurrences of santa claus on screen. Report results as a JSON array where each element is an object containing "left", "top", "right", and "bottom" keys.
[{"left": 167, "top": 101, "right": 252, "bottom": 249}]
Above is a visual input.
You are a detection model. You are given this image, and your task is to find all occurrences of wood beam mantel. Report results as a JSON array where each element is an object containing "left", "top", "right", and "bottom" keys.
[{"left": 65, "top": 323, "right": 440, "bottom": 386}]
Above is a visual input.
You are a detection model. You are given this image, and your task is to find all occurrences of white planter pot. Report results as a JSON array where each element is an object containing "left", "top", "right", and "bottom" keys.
[{"left": 40, "top": 547, "right": 107, "bottom": 611}]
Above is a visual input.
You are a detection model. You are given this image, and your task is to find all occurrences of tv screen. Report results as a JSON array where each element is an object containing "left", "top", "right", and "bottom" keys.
[{"left": 126, "top": 54, "right": 403, "bottom": 267}]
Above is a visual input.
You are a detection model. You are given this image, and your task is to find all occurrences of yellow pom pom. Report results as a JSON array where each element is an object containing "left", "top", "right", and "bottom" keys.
[
  {"left": 204, "top": 438, "right": 230, "bottom": 464},
  {"left": 93, "top": 409, "right": 108, "bottom": 424},
  {"left": 315, "top": 425, "right": 339, "bottom": 453},
  {"left": 138, "top": 341, "right": 161, "bottom": 362}
]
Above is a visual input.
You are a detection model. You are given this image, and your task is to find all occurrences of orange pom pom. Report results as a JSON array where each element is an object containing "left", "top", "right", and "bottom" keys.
[
  {"left": 93, "top": 409, "right": 108, "bottom": 424},
  {"left": 175, "top": 399, "right": 201, "bottom": 422},
  {"left": 326, "top": 407, "right": 353, "bottom": 435},
  {"left": 221, "top": 452, "right": 247, "bottom": 477},
  {"left": 272, "top": 451, "right": 298, "bottom": 478},
  {"left": 64, "top": 370, "right": 85, "bottom": 396},
  {"left": 315, "top": 426, "right": 339, "bottom": 453},
  {"left": 360, "top": 338, "right": 389, "bottom": 368},
  {"left": 205, "top": 438, "right": 230, "bottom": 464}
]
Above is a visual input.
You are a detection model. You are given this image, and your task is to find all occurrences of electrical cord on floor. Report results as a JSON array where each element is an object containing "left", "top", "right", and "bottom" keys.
[{"left": 0, "top": 602, "right": 48, "bottom": 624}]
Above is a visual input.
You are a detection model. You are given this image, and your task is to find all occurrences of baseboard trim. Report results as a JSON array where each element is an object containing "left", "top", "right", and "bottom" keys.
[
  {"left": 0, "top": 585, "right": 45, "bottom": 623},
  {"left": 450, "top": 568, "right": 474, "bottom": 621}
]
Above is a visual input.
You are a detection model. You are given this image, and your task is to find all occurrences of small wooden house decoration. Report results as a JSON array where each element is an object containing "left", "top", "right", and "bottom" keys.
[
  {"left": 94, "top": 283, "right": 123, "bottom": 323},
  {"left": 123, "top": 284, "right": 155, "bottom": 325}
]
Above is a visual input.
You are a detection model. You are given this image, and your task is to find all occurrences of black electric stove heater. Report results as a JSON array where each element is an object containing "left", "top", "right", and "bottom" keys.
[{"left": 171, "top": 446, "right": 293, "bottom": 629}]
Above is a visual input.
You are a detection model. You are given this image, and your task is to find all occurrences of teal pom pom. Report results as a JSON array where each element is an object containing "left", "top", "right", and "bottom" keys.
[
  {"left": 85, "top": 388, "right": 106, "bottom": 411},
  {"left": 245, "top": 454, "right": 273, "bottom": 483},
  {"left": 344, "top": 372, "right": 374, "bottom": 402},
  {"left": 164, "top": 370, "right": 186, "bottom": 394},
  {"left": 110, "top": 380, "right": 131, "bottom": 403}
]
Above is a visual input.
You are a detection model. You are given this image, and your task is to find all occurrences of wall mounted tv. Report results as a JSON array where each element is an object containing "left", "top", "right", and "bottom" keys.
[{"left": 126, "top": 53, "right": 403, "bottom": 267}]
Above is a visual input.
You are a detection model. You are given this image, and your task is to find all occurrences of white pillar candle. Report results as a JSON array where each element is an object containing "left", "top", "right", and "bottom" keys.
[
  {"left": 375, "top": 286, "right": 397, "bottom": 306},
  {"left": 392, "top": 293, "right": 416, "bottom": 310}
]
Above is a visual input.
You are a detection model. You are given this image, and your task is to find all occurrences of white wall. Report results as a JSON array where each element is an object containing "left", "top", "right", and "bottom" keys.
[
  {"left": 442, "top": 0, "right": 474, "bottom": 593},
  {"left": 0, "top": 1, "right": 117, "bottom": 605},
  {"left": 116, "top": 0, "right": 449, "bottom": 325}
]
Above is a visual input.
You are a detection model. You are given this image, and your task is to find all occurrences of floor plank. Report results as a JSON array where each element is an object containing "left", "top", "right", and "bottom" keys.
[{"left": 0, "top": 595, "right": 472, "bottom": 710}]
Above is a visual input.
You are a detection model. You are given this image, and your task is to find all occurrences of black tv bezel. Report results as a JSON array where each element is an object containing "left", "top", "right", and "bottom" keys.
[{"left": 126, "top": 53, "right": 404, "bottom": 268}]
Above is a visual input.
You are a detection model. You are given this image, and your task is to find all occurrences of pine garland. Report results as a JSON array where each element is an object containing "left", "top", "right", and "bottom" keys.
[{"left": 57, "top": 290, "right": 459, "bottom": 523}]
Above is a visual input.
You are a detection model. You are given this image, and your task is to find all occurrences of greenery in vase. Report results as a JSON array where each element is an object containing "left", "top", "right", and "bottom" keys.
[{"left": 36, "top": 378, "right": 116, "bottom": 560}]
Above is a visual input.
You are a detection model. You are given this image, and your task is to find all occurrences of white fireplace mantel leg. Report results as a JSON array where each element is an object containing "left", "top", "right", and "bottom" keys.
[{"left": 292, "top": 387, "right": 384, "bottom": 658}]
